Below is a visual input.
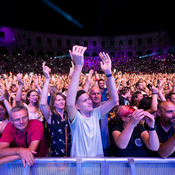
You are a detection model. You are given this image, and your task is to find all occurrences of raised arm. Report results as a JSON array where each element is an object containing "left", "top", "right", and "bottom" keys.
[
  {"left": 157, "top": 84, "right": 166, "bottom": 102},
  {"left": 84, "top": 69, "right": 94, "bottom": 92},
  {"left": 66, "top": 45, "right": 87, "bottom": 122},
  {"left": 112, "top": 109, "right": 145, "bottom": 149},
  {"left": 34, "top": 75, "right": 42, "bottom": 95},
  {"left": 172, "top": 77, "right": 175, "bottom": 93},
  {"left": 39, "top": 62, "right": 51, "bottom": 123},
  {"left": 99, "top": 52, "right": 118, "bottom": 116},
  {"left": 141, "top": 111, "right": 159, "bottom": 151},
  {"left": 69, "top": 60, "right": 75, "bottom": 78},
  {"left": 15, "top": 73, "right": 24, "bottom": 106},
  {"left": 146, "top": 86, "right": 158, "bottom": 113},
  {"left": 0, "top": 87, "right": 12, "bottom": 114}
]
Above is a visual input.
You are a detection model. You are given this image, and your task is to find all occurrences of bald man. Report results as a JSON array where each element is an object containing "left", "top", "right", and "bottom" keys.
[
  {"left": 151, "top": 101, "right": 175, "bottom": 158},
  {"left": 89, "top": 86, "right": 112, "bottom": 157}
]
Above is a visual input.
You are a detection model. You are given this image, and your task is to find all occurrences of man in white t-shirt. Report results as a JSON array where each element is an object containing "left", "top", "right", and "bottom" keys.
[{"left": 66, "top": 45, "right": 118, "bottom": 157}]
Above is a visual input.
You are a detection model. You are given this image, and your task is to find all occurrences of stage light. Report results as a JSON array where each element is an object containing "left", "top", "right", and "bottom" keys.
[
  {"left": 54, "top": 54, "right": 70, "bottom": 59},
  {"left": 41, "top": 0, "right": 84, "bottom": 28}
]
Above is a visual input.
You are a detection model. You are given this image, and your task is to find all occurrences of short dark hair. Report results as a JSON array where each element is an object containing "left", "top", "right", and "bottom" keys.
[
  {"left": 76, "top": 90, "right": 87, "bottom": 103},
  {"left": 166, "top": 91, "right": 175, "bottom": 100},
  {"left": 98, "top": 79, "right": 104, "bottom": 83},
  {"left": 138, "top": 96, "right": 152, "bottom": 110},
  {"left": 119, "top": 87, "right": 130, "bottom": 95}
]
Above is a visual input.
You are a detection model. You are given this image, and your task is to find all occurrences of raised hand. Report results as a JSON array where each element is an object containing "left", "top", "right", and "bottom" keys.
[
  {"left": 99, "top": 52, "right": 111, "bottom": 75},
  {"left": 69, "top": 61, "right": 75, "bottom": 78},
  {"left": 16, "top": 73, "right": 24, "bottom": 85},
  {"left": 0, "top": 86, "right": 6, "bottom": 100},
  {"left": 130, "top": 109, "right": 145, "bottom": 126},
  {"left": 69, "top": 45, "right": 87, "bottom": 68},
  {"left": 151, "top": 85, "right": 158, "bottom": 94},
  {"left": 88, "top": 69, "right": 94, "bottom": 82},
  {"left": 143, "top": 111, "right": 155, "bottom": 128},
  {"left": 42, "top": 62, "right": 51, "bottom": 79}
]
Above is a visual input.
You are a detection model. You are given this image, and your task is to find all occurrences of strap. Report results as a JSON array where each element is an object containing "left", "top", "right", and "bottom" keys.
[
  {"left": 65, "top": 113, "right": 68, "bottom": 157},
  {"left": 26, "top": 132, "right": 28, "bottom": 147}
]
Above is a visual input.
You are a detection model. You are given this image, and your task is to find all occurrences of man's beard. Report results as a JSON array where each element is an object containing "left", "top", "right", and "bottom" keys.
[{"left": 169, "top": 117, "right": 175, "bottom": 126}]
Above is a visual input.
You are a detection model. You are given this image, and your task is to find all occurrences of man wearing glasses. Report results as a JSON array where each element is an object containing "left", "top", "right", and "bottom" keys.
[{"left": 0, "top": 105, "right": 48, "bottom": 167}]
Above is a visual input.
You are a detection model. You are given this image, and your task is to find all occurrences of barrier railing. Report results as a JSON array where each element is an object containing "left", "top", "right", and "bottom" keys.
[{"left": 0, "top": 157, "right": 175, "bottom": 175}]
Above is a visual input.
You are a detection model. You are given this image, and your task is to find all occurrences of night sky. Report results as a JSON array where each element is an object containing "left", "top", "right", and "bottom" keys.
[{"left": 1, "top": 0, "right": 175, "bottom": 40}]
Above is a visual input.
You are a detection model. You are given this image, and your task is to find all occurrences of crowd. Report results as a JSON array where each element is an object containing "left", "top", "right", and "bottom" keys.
[
  {"left": 0, "top": 52, "right": 175, "bottom": 74},
  {"left": 0, "top": 45, "right": 174, "bottom": 167}
]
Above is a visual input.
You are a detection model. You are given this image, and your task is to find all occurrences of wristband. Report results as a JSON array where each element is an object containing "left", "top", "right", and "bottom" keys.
[
  {"left": 147, "top": 125, "right": 157, "bottom": 131},
  {"left": 152, "top": 93, "right": 158, "bottom": 95},
  {"left": 95, "top": 78, "right": 99, "bottom": 81},
  {"left": 106, "top": 74, "right": 112, "bottom": 77}
]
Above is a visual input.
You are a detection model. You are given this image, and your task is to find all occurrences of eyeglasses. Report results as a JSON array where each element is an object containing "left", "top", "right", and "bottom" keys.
[{"left": 13, "top": 116, "right": 28, "bottom": 123}]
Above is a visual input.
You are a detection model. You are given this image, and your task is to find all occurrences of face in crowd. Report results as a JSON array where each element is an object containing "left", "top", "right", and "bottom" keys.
[
  {"left": 27, "top": 90, "right": 39, "bottom": 104},
  {"left": 158, "top": 101, "right": 175, "bottom": 126},
  {"left": 0, "top": 103, "right": 7, "bottom": 120},
  {"left": 89, "top": 86, "right": 101, "bottom": 106},
  {"left": 76, "top": 93, "right": 93, "bottom": 113},
  {"left": 98, "top": 80, "right": 105, "bottom": 90},
  {"left": 53, "top": 94, "right": 66, "bottom": 110},
  {"left": 11, "top": 109, "right": 29, "bottom": 132}
]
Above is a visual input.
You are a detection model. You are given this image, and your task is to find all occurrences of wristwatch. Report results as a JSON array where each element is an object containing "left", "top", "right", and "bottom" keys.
[{"left": 147, "top": 125, "right": 157, "bottom": 131}]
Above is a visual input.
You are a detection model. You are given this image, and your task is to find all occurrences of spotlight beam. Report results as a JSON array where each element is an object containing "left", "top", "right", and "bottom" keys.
[
  {"left": 41, "top": 0, "right": 84, "bottom": 28},
  {"left": 54, "top": 54, "right": 70, "bottom": 59}
]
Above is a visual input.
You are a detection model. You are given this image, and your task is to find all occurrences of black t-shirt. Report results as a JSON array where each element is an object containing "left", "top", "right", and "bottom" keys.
[
  {"left": 111, "top": 122, "right": 149, "bottom": 157},
  {"left": 149, "top": 116, "right": 175, "bottom": 157}
]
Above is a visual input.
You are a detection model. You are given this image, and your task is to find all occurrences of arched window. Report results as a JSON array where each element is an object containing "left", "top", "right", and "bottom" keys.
[
  {"left": 127, "top": 51, "right": 133, "bottom": 58},
  {"left": 56, "top": 52, "right": 63, "bottom": 56},
  {"left": 26, "top": 49, "right": 34, "bottom": 56},
  {"left": 16, "top": 48, "right": 22, "bottom": 55},
  {"left": 92, "top": 52, "right": 98, "bottom": 57},
  {"left": 109, "top": 52, "right": 115, "bottom": 58},
  {"left": 47, "top": 51, "right": 53, "bottom": 57},
  {"left": 0, "top": 47, "right": 8, "bottom": 55},
  {"left": 136, "top": 51, "right": 142, "bottom": 57},
  {"left": 37, "top": 50, "right": 44, "bottom": 56},
  {"left": 118, "top": 51, "right": 124, "bottom": 58},
  {"left": 156, "top": 49, "right": 164, "bottom": 55},
  {"left": 167, "top": 47, "right": 175, "bottom": 54},
  {"left": 146, "top": 50, "right": 153, "bottom": 55},
  {"left": 84, "top": 53, "right": 89, "bottom": 57}
]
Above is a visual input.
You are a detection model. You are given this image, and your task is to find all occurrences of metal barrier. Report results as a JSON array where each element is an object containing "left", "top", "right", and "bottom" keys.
[{"left": 0, "top": 158, "right": 175, "bottom": 175}]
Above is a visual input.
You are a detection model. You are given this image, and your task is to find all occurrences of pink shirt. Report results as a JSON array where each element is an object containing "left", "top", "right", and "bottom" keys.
[{"left": 0, "top": 119, "right": 48, "bottom": 157}]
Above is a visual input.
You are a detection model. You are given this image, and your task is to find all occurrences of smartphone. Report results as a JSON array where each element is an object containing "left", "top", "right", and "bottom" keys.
[{"left": 147, "top": 84, "right": 152, "bottom": 90}]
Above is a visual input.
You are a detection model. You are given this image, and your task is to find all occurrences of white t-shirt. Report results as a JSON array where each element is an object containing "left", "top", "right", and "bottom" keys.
[{"left": 69, "top": 106, "right": 104, "bottom": 158}]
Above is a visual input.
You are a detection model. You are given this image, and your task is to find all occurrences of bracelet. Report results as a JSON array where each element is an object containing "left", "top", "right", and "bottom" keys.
[
  {"left": 147, "top": 125, "right": 157, "bottom": 131},
  {"left": 152, "top": 93, "right": 158, "bottom": 95},
  {"left": 106, "top": 74, "right": 112, "bottom": 77}
]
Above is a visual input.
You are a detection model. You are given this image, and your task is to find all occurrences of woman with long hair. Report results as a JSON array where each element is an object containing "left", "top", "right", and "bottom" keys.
[
  {"left": 15, "top": 73, "right": 43, "bottom": 122},
  {"left": 39, "top": 62, "right": 71, "bottom": 157},
  {"left": 0, "top": 101, "right": 9, "bottom": 137}
]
